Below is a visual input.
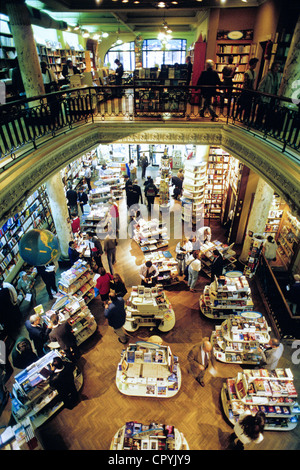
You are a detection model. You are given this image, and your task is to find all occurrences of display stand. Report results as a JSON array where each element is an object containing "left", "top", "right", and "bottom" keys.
[
  {"left": 144, "top": 251, "right": 179, "bottom": 288},
  {"left": 11, "top": 351, "right": 83, "bottom": 428},
  {"left": 200, "top": 271, "right": 254, "bottom": 319},
  {"left": 211, "top": 311, "right": 271, "bottom": 364},
  {"left": 80, "top": 204, "right": 110, "bottom": 236},
  {"left": 124, "top": 285, "right": 175, "bottom": 332},
  {"left": 199, "top": 240, "right": 237, "bottom": 277},
  {"left": 57, "top": 259, "right": 96, "bottom": 306},
  {"left": 88, "top": 184, "right": 111, "bottom": 204},
  {"left": 0, "top": 417, "right": 43, "bottom": 450},
  {"left": 181, "top": 160, "right": 206, "bottom": 225},
  {"left": 116, "top": 341, "right": 181, "bottom": 397},
  {"left": 243, "top": 233, "right": 265, "bottom": 278},
  {"left": 221, "top": 368, "right": 300, "bottom": 431},
  {"left": 133, "top": 219, "right": 169, "bottom": 252},
  {"left": 158, "top": 155, "right": 171, "bottom": 209},
  {"left": 110, "top": 421, "right": 189, "bottom": 450}
]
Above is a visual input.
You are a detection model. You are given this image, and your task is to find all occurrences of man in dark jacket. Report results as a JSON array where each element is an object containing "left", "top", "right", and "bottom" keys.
[
  {"left": 48, "top": 356, "right": 79, "bottom": 409},
  {"left": 78, "top": 187, "right": 89, "bottom": 213},
  {"left": 144, "top": 180, "right": 158, "bottom": 213},
  {"left": 49, "top": 313, "right": 79, "bottom": 361},
  {"left": 62, "top": 59, "right": 80, "bottom": 79},
  {"left": 210, "top": 249, "right": 224, "bottom": 281},
  {"left": 36, "top": 264, "right": 58, "bottom": 300},
  {"left": 104, "top": 293, "right": 129, "bottom": 344},
  {"left": 25, "top": 313, "right": 50, "bottom": 357},
  {"left": 66, "top": 183, "right": 78, "bottom": 215},
  {"left": 197, "top": 59, "right": 221, "bottom": 121}
]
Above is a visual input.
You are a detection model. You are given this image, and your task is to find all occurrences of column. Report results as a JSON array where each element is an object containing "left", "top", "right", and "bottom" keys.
[
  {"left": 6, "top": 0, "right": 45, "bottom": 99},
  {"left": 239, "top": 177, "right": 274, "bottom": 263},
  {"left": 278, "top": 13, "right": 300, "bottom": 100},
  {"left": 46, "top": 172, "right": 72, "bottom": 260}
]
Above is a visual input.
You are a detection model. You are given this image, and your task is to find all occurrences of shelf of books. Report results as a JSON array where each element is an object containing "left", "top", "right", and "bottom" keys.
[
  {"left": 36, "top": 43, "right": 86, "bottom": 81},
  {"left": 144, "top": 251, "right": 179, "bottom": 288},
  {"left": 57, "top": 259, "right": 96, "bottom": 306},
  {"left": 263, "top": 194, "right": 285, "bottom": 238},
  {"left": 116, "top": 341, "right": 181, "bottom": 398},
  {"left": 80, "top": 204, "right": 110, "bottom": 236},
  {"left": 124, "top": 285, "right": 175, "bottom": 332},
  {"left": 181, "top": 160, "right": 206, "bottom": 225},
  {"left": 110, "top": 421, "right": 189, "bottom": 451},
  {"left": 211, "top": 311, "right": 271, "bottom": 364},
  {"left": 133, "top": 218, "right": 169, "bottom": 253},
  {"left": 0, "top": 186, "right": 54, "bottom": 283},
  {"left": 0, "top": 416, "right": 43, "bottom": 450},
  {"left": 11, "top": 350, "right": 83, "bottom": 428},
  {"left": 243, "top": 233, "right": 265, "bottom": 278},
  {"left": 215, "top": 41, "right": 251, "bottom": 87},
  {"left": 199, "top": 240, "right": 237, "bottom": 277},
  {"left": 277, "top": 210, "right": 300, "bottom": 269},
  {"left": 204, "top": 147, "right": 229, "bottom": 221},
  {"left": 221, "top": 368, "right": 300, "bottom": 431},
  {"left": 159, "top": 155, "right": 171, "bottom": 208},
  {"left": 200, "top": 271, "right": 254, "bottom": 320}
]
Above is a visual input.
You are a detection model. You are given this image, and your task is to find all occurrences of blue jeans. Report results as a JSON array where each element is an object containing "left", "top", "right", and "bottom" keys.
[{"left": 188, "top": 265, "right": 199, "bottom": 289}]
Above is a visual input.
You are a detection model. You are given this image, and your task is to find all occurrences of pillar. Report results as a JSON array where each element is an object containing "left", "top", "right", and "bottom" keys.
[
  {"left": 278, "top": 13, "right": 300, "bottom": 101},
  {"left": 46, "top": 172, "right": 72, "bottom": 260},
  {"left": 239, "top": 177, "right": 274, "bottom": 263},
  {"left": 6, "top": 0, "right": 45, "bottom": 100}
]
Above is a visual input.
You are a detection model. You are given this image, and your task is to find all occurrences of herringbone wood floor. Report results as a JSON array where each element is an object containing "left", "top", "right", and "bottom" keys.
[{"left": 2, "top": 172, "right": 300, "bottom": 452}]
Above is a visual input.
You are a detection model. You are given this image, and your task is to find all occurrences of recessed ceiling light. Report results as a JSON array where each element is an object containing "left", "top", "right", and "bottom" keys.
[{"left": 157, "top": 2, "right": 166, "bottom": 7}]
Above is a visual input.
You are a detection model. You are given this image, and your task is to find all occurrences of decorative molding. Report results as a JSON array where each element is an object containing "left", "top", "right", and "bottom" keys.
[{"left": 0, "top": 122, "right": 299, "bottom": 224}]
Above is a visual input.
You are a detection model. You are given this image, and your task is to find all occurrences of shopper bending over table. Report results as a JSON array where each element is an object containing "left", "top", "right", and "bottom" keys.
[{"left": 139, "top": 260, "right": 159, "bottom": 287}]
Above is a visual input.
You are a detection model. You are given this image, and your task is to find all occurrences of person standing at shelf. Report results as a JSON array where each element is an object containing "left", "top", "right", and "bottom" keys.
[
  {"left": 40, "top": 61, "right": 58, "bottom": 94},
  {"left": 86, "top": 232, "right": 103, "bottom": 269},
  {"left": 104, "top": 231, "right": 118, "bottom": 275},
  {"left": 48, "top": 313, "right": 80, "bottom": 362},
  {"left": 11, "top": 337, "right": 38, "bottom": 369},
  {"left": 262, "top": 235, "right": 278, "bottom": 263},
  {"left": 257, "top": 337, "right": 284, "bottom": 371},
  {"left": 139, "top": 260, "right": 159, "bottom": 287},
  {"left": 187, "top": 337, "right": 213, "bottom": 387},
  {"left": 17, "top": 271, "right": 36, "bottom": 307},
  {"left": 84, "top": 166, "right": 92, "bottom": 192},
  {"left": 185, "top": 55, "right": 193, "bottom": 86},
  {"left": 114, "top": 59, "right": 124, "bottom": 98},
  {"left": 68, "top": 241, "right": 85, "bottom": 265},
  {"left": 197, "top": 59, "right": 221, "bottom": 121},
  {"left": 78, "top": 187, "right": 89, "bottom": 214},
  {"left": 66, "top": 182, "right": 78, "bottom": 216},
  {"left": 222, "top": 56, "right": 236, "bottom": 91},
  {"left": 104, "top": 292, "right": 129, "bottom": 344},
  {"left": 48, "top": 356, "right": 79, "bottom": 410},
  {"left": 95, "top": 267, "right": 113, "bottom": 303},
  {"left": 175, "top": 237, "right": 190, "bottom": 276},
  {"left": 25, "top": 313, "right": 50, "bottom": 358},
  {"left": 36, "top": 264, "right": 58, "bottom": 300},
  {"left": 70, "top": 213, "right": 81, "bottom": 234},
  {"left": 187, "top": 251, "right": 202, "bottom": 292},
  {"left": 62, "top": 59, "right": 80, "bottom": 79},
  {"left": 210, "top": 249, "right": 224, "bottom": 281},
  {"left": 144, "top": 179, "right": 158, "bottom": 213},
  {"left": 196, "top": 226, "right": 211, "bottom": 246},
  {"left": 238, "top": 57, "right": 259, "bottom": 122},
  {"left": 229, "top": 410, "right": 265, "bottom": 450}
]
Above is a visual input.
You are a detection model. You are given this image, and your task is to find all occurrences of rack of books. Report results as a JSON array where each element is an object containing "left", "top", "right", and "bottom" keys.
[
  {"left": 221, "top": 368, "right": 300, "bottom": 431},
  {"left": 110, "top": 421, "right": 189, "bottom": 450},
  {"left": 98, "top": 172, "right": 124, "bottom": 200},
  {"left": 80, "top": 204, "right": 110, "bottom": 236},
  {"left": 211, "top": 311, "right": 271, "bottom": 364},
  {"left": 133, "top": 219, "right": 169, "bottom": 252},
  {"left": 200, "top": 271, "right": 254, "bottom": 319},
  {"left": 116, "top": 341, "right": 181, "bottom": 397},
  {"left": 215, "top": 34, "right": 252, "bottom": 87},
  {"left": 204, "top": 147, "right": 230, "bottom": 221},
  {"left": 264, "top": 194, "right": 285, "bottom": 238},
  {"left": 11, "top": 351, "right": 83, "bottom": 428},
  {"left": 181, "top": 160, "right": 206, "bottom": 225},
  {"left": 0, "top": 417, "right": 43, "bottom": 450},
  {"left": 159, "top": 155, "right": 171, "bottom": 208},
  {"left": 57, "top": 259, "right": 96, "bottom": 306},
  {"left": 277, "top": 210, "right": 300, "bottom": 269},
  {"left": 88, "top": 185, "right": 111, "bottom": 204},
  {"left": 199, "top": 240, "right": 237, "bottom": 277},
  {"left": 124, "top": 285, "right": 175, "bottom": 332},
  {"left": 144, "top": 251, "right": 179, "bottom": 288},
  {"left": 243, "top": 233, "right": 265, "bottom": 278}
]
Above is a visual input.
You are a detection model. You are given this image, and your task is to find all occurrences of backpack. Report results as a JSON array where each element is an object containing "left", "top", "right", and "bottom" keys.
[{"left": 146, "top": 185, "right": 156, "bottom": 197}]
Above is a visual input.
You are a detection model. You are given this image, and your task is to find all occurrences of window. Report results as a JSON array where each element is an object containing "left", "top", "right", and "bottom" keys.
[
  {"left": 104, "top": 42, "right": 135, "bottom": 71},
  {"left": 142, "top": 39, "right": 187, "bottom": 68}
]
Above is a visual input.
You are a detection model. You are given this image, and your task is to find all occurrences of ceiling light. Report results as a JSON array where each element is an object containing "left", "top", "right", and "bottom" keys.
[
  {"left": 74, "top": 24, "right": 80, "bottom": 30},
  {"left": 102, "top": 32, "right": 109, "bottom": 38},
  {"left": 157, "top": 2, "right": 166, "bottom": 7},
  {"left": 93, "top": 34, "right": 100, "bottom": 40},
  {"left": 83, "top": 31, "right": 90, "bottom": 38}
]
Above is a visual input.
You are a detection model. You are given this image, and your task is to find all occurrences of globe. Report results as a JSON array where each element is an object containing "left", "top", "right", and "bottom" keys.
[{"left": 19, "top": 229, "right": 60, "bottom": 266}]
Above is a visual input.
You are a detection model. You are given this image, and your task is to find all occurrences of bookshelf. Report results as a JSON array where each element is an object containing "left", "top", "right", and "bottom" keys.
[
  {"left": 211, "top": 312, "right": 271, "bottom": 365},
  {"left": 36, "top": 43, "right": 86, "bottom": 82},
  {"left": 200, "top": 271, "right": 254, "bottom": 320},
  {"left": 264, "top": 194, "right": 285, "bottom": 238},
  {"left": 110, "top": 421, "right": 189, "bottom": 450},
  {"left": 221, "top": 368, "right": 300, "bottom": 431},
  {"left": 80, "top": 205, "right": 110, "bottom": 236},
  {"left": 276, "top": 210, "right": 300, "bottom": 269},
  {"left": 204, "top": 147, "right": 230, "bottom": 221},
  {"left": 56, "top": 259, "right": 96, "bottom": 306},
  {"left": 158, "top": 155, "right": 171, "bottom": 208},
  {"left": 11, "top": 350, "right": 83, "bottom": 428},
  {"left": 116, "top": 341, "right": 181, "bottom": 398},
  {"left": 181, "top": 160, "right": 206, "bottom": 225},
  {"left": 243, "top": 233, "right": 265, "bottom": 278},
  {"left": 0, "top": 417, "right": 43, "bottom": 450},
  {"left": 199, "top": 240, "right": 237, "bottom": 277},
  {"left": 0, "top": 186, "right": 54, "bottom": 283},
  {"left": 215, "top": 41, "right": 252, "bottom": 87},
  {"left": 124, "top": 285, "right": 175, "bottom": 333}
]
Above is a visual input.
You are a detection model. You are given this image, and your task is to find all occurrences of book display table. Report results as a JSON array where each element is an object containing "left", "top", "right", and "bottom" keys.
[
  {"left": 124, "top": 285, "right": 175, "bottom": 332},
  {"left": 80, "top": 204, "right": 110, "bottom": 236},
  {"left": 144, "top": 251, "right": 180, "bottom": 288},
  {"left": 133, "top": 218, "right": 169, "bottom": 252},
  {"left": 199, "top": 240, "right": 237, "bottom": 277},
  {"left": 0, "top": 417, "right": 43, "bottom": 450},
  {"left": 110, "top": 421, "right": 189, "bottom": 450},
  {"left": 57, "top": 259, "right": 96, "bottom": 305},
  {"left": 211, "top": 312, "right": 271, "bottom": 364},
  {"left": 11, "top": 351, "right": 83, "bottom": 428},
  {"left": 221, "top": 368, "right": 300, "bottom": 431},
  {"left": 116, "top": 341, "right": 181, "bottom": 398},
  {"left": 88, "top": 184, "right": 111, "bottom": 203},
  {"left": 200, "top": 271, "right": 254, "bottom": 319}
]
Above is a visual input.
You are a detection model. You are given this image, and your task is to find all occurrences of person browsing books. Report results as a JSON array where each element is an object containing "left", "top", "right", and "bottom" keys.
[
  {"left": 104, "top": 293, "right": 129, "bottom": 344},
  {"left": 229, "top": 410, "right": 265, "bottom": 450},
  {"left": 257, "top": 338, "right": 284, "bottom": 371},
  {"left": 187, "top": 338, "right": 213, "bottom": 387},
  {"left": 139, "top": 261, "right": 159, "bottom": 287}
]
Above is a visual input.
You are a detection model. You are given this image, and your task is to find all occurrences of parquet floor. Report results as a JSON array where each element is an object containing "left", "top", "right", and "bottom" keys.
[{"left": 2, "top": 167, "right": 300, "bottom": 452}]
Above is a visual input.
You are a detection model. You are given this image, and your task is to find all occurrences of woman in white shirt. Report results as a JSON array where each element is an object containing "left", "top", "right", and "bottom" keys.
[
  {"left": 187, "top": 252, "right": 201, "bottom": 292},
  {"left": 263, "top": 235, "right": 278, "bottom": 262},
  {"left": 230, "top": 410, "right": 265, "bottom": 450}
]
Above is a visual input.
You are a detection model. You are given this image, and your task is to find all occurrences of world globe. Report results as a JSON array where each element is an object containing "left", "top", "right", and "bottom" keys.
[{"left": 19, "top": 229, "right": 60, "bottom": 266}]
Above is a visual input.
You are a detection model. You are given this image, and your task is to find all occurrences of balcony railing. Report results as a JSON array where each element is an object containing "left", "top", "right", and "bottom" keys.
[{"left": 0, "top": 84, "right": 299, "bottom": 162}]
